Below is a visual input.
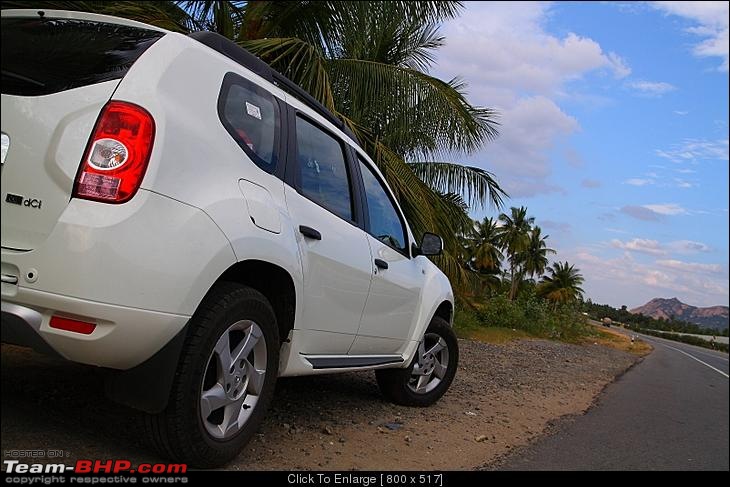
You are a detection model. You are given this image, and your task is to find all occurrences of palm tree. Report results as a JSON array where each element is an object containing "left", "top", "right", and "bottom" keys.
[
  {"left": 460, "top": 217, "right": 503, "bottom": 296},
  {"left": 538, "top": 261, "right": 585, "bottom": 306},
  {"left": 521, "top": 226, "right": 555, "bottom": 281},
  {"left": 497, "top": 206, "right": 534, "bottom": 300},
  {"left": 468, "top": 217, "right": 503, "bottom": 273}
]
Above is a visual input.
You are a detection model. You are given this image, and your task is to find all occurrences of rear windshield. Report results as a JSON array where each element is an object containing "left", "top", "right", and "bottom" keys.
[{"left": 1, "top": 17, "right": 164, "bottom": 96}]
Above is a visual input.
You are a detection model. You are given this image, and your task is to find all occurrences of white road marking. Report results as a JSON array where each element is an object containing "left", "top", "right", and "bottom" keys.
[
  {"left": 690, "top": 349, "right": 729, "bottom": 363},
  {"left": 640, "top": 333, "right": 729, "bottom": 362},
  {"left": 661, "top": 343, "right": 729, "bottom": 379}
]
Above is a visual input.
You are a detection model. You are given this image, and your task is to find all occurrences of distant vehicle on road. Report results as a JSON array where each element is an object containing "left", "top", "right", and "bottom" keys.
[{"left": 602, "top": 317, "right": 613, "bottom": 327}]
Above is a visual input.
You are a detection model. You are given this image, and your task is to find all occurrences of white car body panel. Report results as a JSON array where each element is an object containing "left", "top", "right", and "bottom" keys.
[{"left": 283, "top": 185, "right": 372, "bottom": 353}]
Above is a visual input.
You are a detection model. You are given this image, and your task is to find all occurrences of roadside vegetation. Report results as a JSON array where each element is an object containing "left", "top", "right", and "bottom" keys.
[
  {"left": 453, "top": 207, "right": 591, "bottom": 344},
  {"left": 625, "top": 327, "right": 728, "bottom": 353}
]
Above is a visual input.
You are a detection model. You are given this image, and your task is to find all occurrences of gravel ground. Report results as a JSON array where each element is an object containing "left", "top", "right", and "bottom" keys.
[{"left": 1, "top": 339, "right": 639, "bottom": 470}]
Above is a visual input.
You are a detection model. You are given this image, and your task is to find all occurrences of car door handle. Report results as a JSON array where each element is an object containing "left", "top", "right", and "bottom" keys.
[
  {"left": 374, "top": 259, "right": 389, "bottom": 270},
  {"left": 299, "top": 225, "right": 322, "bottom": 240}
]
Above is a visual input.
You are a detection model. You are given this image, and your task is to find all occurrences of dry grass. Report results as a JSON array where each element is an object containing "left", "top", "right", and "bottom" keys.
[
  {"left": 460, "top": 326, "right": 535, "bottom": 344},
  {"left": 585, "top": 326, "right": 653, "bottom": 356}
]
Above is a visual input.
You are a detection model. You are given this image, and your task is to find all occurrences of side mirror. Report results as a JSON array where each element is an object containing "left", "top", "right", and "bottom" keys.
[{"left": 417, "top": 232, "right": 443, "bottom": 256}]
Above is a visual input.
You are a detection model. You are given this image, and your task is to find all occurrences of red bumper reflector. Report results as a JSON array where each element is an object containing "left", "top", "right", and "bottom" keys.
[{"left": 50, "top": 316, "right": 96, "bottom": 335}]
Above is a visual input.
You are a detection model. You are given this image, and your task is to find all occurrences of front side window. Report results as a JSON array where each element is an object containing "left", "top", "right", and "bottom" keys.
[
  {"left": 358, "top": 158, "right": 407, "bottom": 253},
  {"left": 219, "top": 73, "right": 280, "bottom": 172},
  {"left": 295, "top": 116, "right": 353, "bottom": 221}
]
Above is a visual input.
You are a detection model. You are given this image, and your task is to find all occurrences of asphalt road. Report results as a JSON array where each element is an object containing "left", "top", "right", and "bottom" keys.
[{"left": 497, "top": 330, "right": 729, "bottom": 471}]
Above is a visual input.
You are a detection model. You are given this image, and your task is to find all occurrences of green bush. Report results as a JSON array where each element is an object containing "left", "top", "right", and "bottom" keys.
[
  {"left": 478, "top": 295, "right": 525, "bottom": 330},
  {"left": 453, "top": 304, "right": 482, "bottom": 336},
  {"left": 466, "top": 290, "right": 591, "bottom": 342}
]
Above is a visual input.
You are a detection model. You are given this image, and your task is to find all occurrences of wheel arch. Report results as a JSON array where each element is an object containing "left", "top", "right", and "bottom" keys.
[
  {"left": 433, "top": 300, "right": 454, "bottom": 326},
  {"left": 215, "top": 259, "right": 297, "bottom": 345},
  {"left": 105, "top": 258, "right": 298, "bottom": 414}
]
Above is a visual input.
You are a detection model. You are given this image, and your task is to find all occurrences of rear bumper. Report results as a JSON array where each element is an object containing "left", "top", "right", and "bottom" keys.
[
  {"left": 1, "top": 289, "right": 189, "bottom": 369},
  {"left": 1, "top": 189, "right": 236, "bottom": 369}
]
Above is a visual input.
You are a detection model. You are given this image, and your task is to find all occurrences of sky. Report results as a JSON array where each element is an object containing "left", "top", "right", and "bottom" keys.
[{"left": 432, "top": 1, "right": 729, "bottom": 309}]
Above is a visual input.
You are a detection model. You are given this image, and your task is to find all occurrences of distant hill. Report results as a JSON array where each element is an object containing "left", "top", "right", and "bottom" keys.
[{"left": 630, "top": 298, "right": 729, "bottom": 331}]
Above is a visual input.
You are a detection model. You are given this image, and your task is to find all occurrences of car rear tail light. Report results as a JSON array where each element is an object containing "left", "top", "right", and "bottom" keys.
[
  {"left": 50, "top": 316, "right": 96, "bottom": 335},
  {"left": 73, "top": 101, "right": 155, "bottom": 203}
]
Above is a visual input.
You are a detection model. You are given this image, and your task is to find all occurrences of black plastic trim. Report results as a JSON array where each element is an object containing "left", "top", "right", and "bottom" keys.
[
  {"left": 1, "top": 310, "right": 60, "bottom": 358},
  {"left": 305, "top": 355, "right": 403, "bottom": 369},
  {"left": 104, "top": 323, "right": 189, "bottom": 414},
  {"left": 299, "top": 225, "right": 322, "bottom": 240},
  {"left": 374, "top": 259, "right": 389, "bottom": 270}
]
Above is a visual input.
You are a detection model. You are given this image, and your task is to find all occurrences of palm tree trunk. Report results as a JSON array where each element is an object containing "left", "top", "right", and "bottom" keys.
[{"left": 509, "top": 265, "right": 518, "bottom": 300}]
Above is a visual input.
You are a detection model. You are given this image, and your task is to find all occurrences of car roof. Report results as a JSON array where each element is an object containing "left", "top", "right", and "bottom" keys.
[{"left": 1, "top": 8, "right": 169, "bottom": 33}]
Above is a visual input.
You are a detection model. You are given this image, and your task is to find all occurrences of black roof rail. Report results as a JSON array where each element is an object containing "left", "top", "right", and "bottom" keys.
[{"left": 189, "top": 31, "right": 359, "bottom": 144}]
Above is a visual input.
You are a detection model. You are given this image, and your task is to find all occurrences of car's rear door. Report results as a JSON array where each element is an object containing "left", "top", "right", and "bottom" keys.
[
  {"left": 349, "top": 154, "right": 425, "bottom": 355},
  {"left": 0, "top": 11, "right": 165, "bottom": 251},
  {"left": 282, "top": 107, "right": 373, "bottom": 355}
]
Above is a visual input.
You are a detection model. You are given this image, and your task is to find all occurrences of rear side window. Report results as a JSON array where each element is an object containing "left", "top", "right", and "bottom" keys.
[
  {"left": 1, "top": 17, "right": 164, "bottom": 96},
  {"left": 218, "top": 72, "right": 281, "bottom": 172},
  {"left": 295, "top": 116, "right": 353, "bottom": 221}
]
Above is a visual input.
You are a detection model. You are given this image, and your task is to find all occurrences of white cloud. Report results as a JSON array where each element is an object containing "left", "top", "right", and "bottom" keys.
[
  {"left": 668, "top": 240, "right": 712, "bottom": 254},
  {"left": 609, "top": 238, "right": 714, "bottom": 257},
  {"left": 610, "top": 238, "right": 666, "bottom": 255},
  {"left": 438, "top": 3, "right": 631, "bottom": 95},
  {"left": 642, "top": 203, "right": 688, "bottom": 215},
  {"left": 652, "top": 1, "right": 730, "bottom": 71},
  {"left": 624, "top": 178, "right": 654, "bottom": 186},
  {"left": 568, "top": 249, "right": 728, "bottom": 307},
  {"left": 627, "top": 80, "right": 676, "bottom": 96},
  {"left": 621, "top": 205, "right": 663, "bottom": 221},
  {"left": 673, "top": 177, "right": 697, "bottom": 189},
  {"left": 435, "top": 2, "right": 629, "bottom": 197},
  {"left": 606, "top": 52, "right": 632, "bottom": 79},
  {"left": 481, "top": 96, "right": 578, "bottom": 197},
  {"left": 674, "top": 110, "right": 689, "bottom": 115},
  {"left": 655, "top": 138, "right": 729, "bottom": 163},
  {"left": 656, "top": 259, "right": 724, "bottom": 275}
]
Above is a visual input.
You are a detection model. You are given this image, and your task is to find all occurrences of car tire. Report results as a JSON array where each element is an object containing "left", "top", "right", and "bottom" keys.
[
  {"left": 145, "top": 282, "right": 279, "bottom": 468},
  {"left": 375, "top": 316, "right": 458, "bottom": 407}
]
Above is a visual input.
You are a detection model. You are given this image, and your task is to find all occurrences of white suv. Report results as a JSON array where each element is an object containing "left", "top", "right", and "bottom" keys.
[{"left": 0, "top": 10, "right": 457, "bottom": 467}]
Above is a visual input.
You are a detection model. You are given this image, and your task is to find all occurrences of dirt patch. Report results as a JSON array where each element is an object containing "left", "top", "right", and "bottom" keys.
[
  {"left": 584, "top": 326, "right": 653, "bottom": 356},
  {"left": 1, "top": 339, "right": 638, "bottom": 470}
]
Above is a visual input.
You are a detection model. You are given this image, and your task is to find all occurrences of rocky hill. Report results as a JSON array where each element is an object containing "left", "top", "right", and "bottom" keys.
[{"left": 630, "top": 298, "right": 729, "bottom": 330}]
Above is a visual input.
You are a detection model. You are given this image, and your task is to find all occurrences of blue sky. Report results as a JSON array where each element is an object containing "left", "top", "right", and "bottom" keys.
[{"left": 433, "top": 1, "right": 729, "bottom": 308}]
